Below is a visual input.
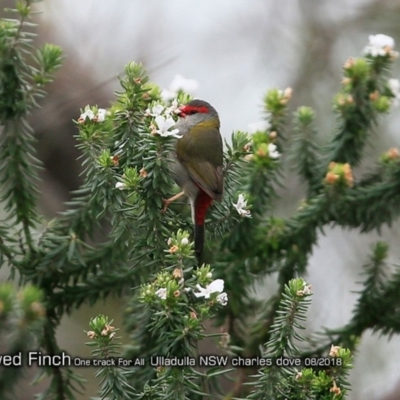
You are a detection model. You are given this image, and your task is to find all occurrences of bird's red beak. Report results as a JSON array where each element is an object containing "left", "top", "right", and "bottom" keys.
[{"left": 178, "top": 106, "right": 187, "bottom": 118}]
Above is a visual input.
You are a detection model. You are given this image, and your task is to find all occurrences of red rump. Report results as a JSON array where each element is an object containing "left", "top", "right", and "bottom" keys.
[{"left": 194, "top": 189, "right": 213, "bottom": 226}]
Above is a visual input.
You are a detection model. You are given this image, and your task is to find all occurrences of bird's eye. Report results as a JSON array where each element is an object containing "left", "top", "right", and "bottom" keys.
[{"left": 188, "top": 110, "right": 197, "bottom": 115}]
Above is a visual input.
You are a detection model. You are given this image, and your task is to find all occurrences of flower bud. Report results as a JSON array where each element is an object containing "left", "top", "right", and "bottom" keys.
[
  {"left": 296, "top": 106, "right": 315, "bottom": 125},
  {"left": 372, "top": 95, "right": 391, "bottom": 113}
]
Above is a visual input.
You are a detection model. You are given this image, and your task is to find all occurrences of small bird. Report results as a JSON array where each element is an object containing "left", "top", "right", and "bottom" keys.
[{"left": 163, "top": 99, "right": 224, "bottom": 261}]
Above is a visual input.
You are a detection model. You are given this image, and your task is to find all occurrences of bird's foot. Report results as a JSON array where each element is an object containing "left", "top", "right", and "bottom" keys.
[
  {"left": 161, "top": 198, "right": 170, "bottom": 213},
  {"left": 161, "top": 191, "right": 185, "bottom": 213}
]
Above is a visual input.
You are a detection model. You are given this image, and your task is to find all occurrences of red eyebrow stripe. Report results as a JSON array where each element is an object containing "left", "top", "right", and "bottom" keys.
[{"left": 181, "top": 105, "right": 209, "bottom": 114}]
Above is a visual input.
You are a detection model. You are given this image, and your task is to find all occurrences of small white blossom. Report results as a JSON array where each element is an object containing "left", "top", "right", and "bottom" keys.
[
  {"left": 154, "top": 115, "right": 182, "bottom": 138},
  {"left": 329, "top": 345, "right": 341, "bottom": 357},
  {"left": 388, "top": 78, "right": 400, "bottom": 95},
  {"left": 181, "top": 237, "right": 189, "bottom": 245},
  {"left": 146, "top": 104, "right": 165, "bottom": 117},
  {"left": 216, "top": 292, "right": 228, "bottom": 306},
  {"left": 165, "top": 99, "right": 181, "bottom": 115},
  {"left": 388, "top": 78, "right": 400, "bottom": 106},
  {"left": 296, "top": 282, "right": 313, "bottom": 297},
  {"left": 247, "top": 121, "right": 270, "bottom": 134},
  {"left": 206, "top": 272, "right": 213, "bottom": 279},
  {"left": 79, "top": 108, "right": 107, "bottom": 123},
  {"left": 115, "top": 182, "right": 126, "bottom": 190},
  {"left": 156, "top": 288, "right": 167, "bottom": 300},
  {"left": 194, "top": 279, "right": 224, "bottom": 299},
  {"left": 302, "top": 284, "right": 312, "bottom": 295},
  {"left": 277, "top": 88, "right": 292, "bottom": 99},
  {"left": 96, "top": 108, "right": 107, "bottom": 122},
  {"left": 283, "top": 87, "right": 293, "bottom": 99},
  {"left": 364, "top": 34, "right": 398, "bottom": 57},
  {"left": 233, "top": 194, "right": 251, "bottom": 218},
  {"left": 79, "top": 109, "right": 94, "bottom": 121},
  {"left": 268, "top": 143, "right": 280, "bottom": 159}
]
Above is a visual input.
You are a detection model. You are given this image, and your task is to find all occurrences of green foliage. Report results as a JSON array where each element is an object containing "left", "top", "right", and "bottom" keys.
[
  {"left": 86, "top": 315, "right": 136, "bottom": 400},
  {"left": 2, "top": 2, "right": 400, "bottom": 399},
  {"left": 245, "top": 279, "right": 353, "bottom": 400},
  {"left": 135, "top": 261, "right": 231, "bottom": 399},
  {"left": 0, "top": 0, "right": 63, "bottom": 257},
  {"left": 0, "top": 284, "right": 46, "bottom": 400},
  {"left": 289, "top": 106, "right": 321, "bottom": 192}
]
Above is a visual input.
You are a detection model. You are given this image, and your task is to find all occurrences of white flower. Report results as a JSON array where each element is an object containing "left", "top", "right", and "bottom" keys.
[
  {"left": 364, "top": 34, "right": 397, "bottom": 57},
  {"left": 296, "top": 283, "right": 312, "bottom": 297},
  {"left": 78, "top": 108, "right": 107, "bottom": 123},
  {"left": 115, "top": 182, "right": 126, "bottom": 190},
  {"left": 161, "top": 74, "right": 199, "bottom": 101},
  {"left": 165, "top": 99, "right": 181, "bottom": 115},
  {"left": 268, "top": 143, "right": 280, "bottom": 159},
  {"left": 388, "top": 78, "right": 400, "bottom": 106},
  {"left": 302, "top": 284, "right": 312, "bottom": 295},
  {"left": 155, "top": 288, "right": 167, "bottom": 300},
  {"left": 216, "top": 292, "right": 228, "bottom": 306},
  {"left": 276, "top": 87, "right": 293, "bottom": 103},
  {"left": 247, "top": 121, "right": 270, "bottom": 134},
  {"left": 154, "top": 115, "right": 182, "bottom": 138},
  {"left": 79, "top": 109, "right": 94, "bottom": 121},
  {"left": 146, "top": 104, "right": 165, "bottom": 117},
  {"left": 369, "top": 34, "right": 394, "bottom": 50},
  {"left": 181, "top": 237, "right": 189, "bottom": 245},
  {"left": 194, "top": 279, "right": 224, "bottom": 299},
  {"left": 232, "top": 194, "right": 251, "bottom": 218},
  {"left": 206, "top": 272, "right": 213, "bottom": 279},
  {"left": 96, "top": 108, "right": 107, "bottom": 122},
  {"left": 388, "top": 78, "right": 400, "bottom": 94}
]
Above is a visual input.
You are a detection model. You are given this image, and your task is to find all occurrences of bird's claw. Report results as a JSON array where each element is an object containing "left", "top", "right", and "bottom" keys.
[
  {"left": 161, "top": 191, "right": 185, "bottom": 213},
  {"left": 161, "top": 198, "right": 169, "bottom": 213}
]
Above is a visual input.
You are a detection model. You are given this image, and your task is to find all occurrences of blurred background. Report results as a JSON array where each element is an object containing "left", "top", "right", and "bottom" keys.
[{"left": 2, "top": 0, "right": 400, "bottom": 398}]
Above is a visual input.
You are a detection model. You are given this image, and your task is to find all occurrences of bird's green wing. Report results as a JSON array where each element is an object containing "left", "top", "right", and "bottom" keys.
[{"left": 176, "top": 121, "right": 223, "bottom": 201}]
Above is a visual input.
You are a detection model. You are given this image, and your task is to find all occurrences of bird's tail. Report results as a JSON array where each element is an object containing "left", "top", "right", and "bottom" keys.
[
  {"left": 194, "top": 223, "right": 205, "bottom": 261},
  {"left": 193, "top": 189, "right": 213, "bottom": 262}
]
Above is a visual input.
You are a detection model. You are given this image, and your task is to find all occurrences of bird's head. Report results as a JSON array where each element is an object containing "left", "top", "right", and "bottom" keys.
[{"left": 177, "top": 99, "right": 220, "bottom": 129}]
